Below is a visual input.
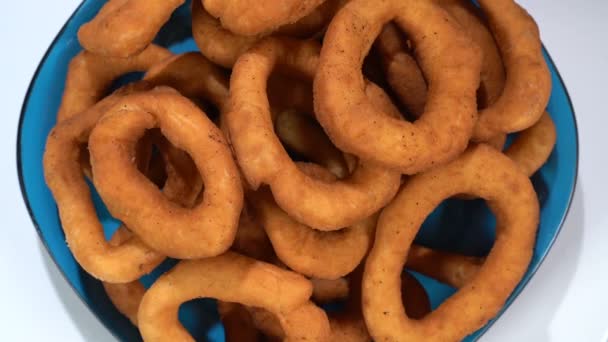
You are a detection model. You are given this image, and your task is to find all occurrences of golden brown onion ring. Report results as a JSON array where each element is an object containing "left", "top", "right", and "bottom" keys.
[
  {"left": 314, "top": 0, "right": 482, "bottom": 174},
  {"left": 44, "top": 83, "right": 165, "bottom": 283},
  {"left": 363, "top": 144, "right": 539, "bottom": 341},
  {"left": 89, "top": 88, "right": 243, "bottom": 259}
]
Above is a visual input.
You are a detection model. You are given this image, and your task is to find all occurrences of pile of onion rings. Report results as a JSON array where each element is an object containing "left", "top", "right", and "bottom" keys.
[{"left": 43, "top": 0, "right": 555, "bottom": 340}]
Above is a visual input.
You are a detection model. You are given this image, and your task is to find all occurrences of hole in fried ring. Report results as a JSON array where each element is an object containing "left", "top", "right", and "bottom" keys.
[
  {"left": 137, "top": 252, "right": 330, "bottom": 341},
  {"left": 89, "top": 88, "right": 243, "bottom": 259},
  {"left": 314, "top": 0, "right": 483, "bottom": 174},
  {"left": 362, "top": 144, "right": 539, "bottom": 341}
]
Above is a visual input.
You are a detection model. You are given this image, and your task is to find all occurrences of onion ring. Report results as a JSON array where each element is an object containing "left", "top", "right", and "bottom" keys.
[
  {"left": 78, "top": 0, "right": 184, "bottom": 57},
  {"left": 57, "top": 45, "right": 172, "bottom": 122},
  {"left": 473, "top": 0, "right": 552, "bottom": 140},
  {"left": 314, "top": 0, "right": 482, "bottom": 174},
  {"left": 228, "top": 37, "right": 401, "bottom": 230},
  {"left": 137, "top": 252, "right": 330, "bottom": 341},
  {"left": 505, "top": 111, "right": 557, "bottom": 177},
  {"left": 249, "top": 163, "right": 377, "bottom": 280},
  {"left": 44, "top": 83, "right": 165, "bottom": 283},
  {"left": 89, "top": 87, "right": 243, "bottom": 259},
  {"left": 202, "top": 0, "right": 327, "bottom": 36},
  {"left": 362, "top": 144, "right": 539, "bottom": 341}
]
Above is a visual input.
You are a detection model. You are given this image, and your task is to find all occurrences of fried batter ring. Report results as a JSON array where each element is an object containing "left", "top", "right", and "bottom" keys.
[
  {"left": 89, "top": 88, "right": 243, "bottom": 259},
  {"left": 137, "top": 252, "right": 330, "bottom": 342},
  {"left": 249, "top": 164, "right": 376, "bottom": 280},
  {"left": 473, "top": 0, "right": 552, "bottom": 140},
  {"left": 57, "top": 45, "right": 172, "bottom": 122},
  {"left": 228, "top": 37, "right": 401, "bottom": 230},
  {"left": 203, "top": 0, "right": 327, "bottom": 36},
  {"left": 44, "top": 83, "right": 165, "bottom": 283},
  {"left": 363, "top": 145, "right": 539, "bottom": 341},
  {"left": 78, "top": 0, "right": 184, "bottom": 57},
  {"left": 314, "top": 0, "right": 482, "bottom": 174}
]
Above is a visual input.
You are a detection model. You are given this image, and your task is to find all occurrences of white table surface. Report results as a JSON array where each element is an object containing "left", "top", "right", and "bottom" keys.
[{"left": 1, "top": 1, "right": 607, "bottom": 341}]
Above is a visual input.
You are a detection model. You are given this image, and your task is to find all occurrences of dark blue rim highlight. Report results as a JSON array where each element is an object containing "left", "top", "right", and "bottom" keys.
[{"left": 16, "top": 2, "right": 580, "bottom": 341}]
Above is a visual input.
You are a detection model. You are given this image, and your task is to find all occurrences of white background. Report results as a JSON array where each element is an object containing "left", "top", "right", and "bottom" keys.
[{"left": 1, "top": 1, "right": 607, "bottom": 341}]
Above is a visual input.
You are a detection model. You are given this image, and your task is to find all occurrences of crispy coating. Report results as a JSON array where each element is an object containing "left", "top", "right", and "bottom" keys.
[
  {"left": 407, "top": 245, "right": 484, "bottom": 289},
  {"left": 314, "top": 0, "right": 482, "bottom": 174},
  {"left": 57, "top": 45, "right": 172, "bottom": 122},
  {"left": 137, "top": 252, "right": 329, "bottom": 342},
  {"left": 363, "top": 145, "right": 539, "bottom": 341},
  {"left": 248, "top": 164, "right": 376, "bottom": 280},
  {"left": 227, "top": 37, "right": 401, "bottom": 230},
  {"left": 43, "top": 83, "right": 165, "bottom": 283},
  {"left": 505, "top": 111, "right": 557, "bottom": 177},
  {"left": 192, "top": 0, "right": 343, "bottom": 68},
  {"left": 144, "top": 52, "right": 229, "bottom": 108},
  {"left": 328, "top": 269, "right": 430, "bottom": 342},
  {"left": 192, "top": 0, "right": 257, "bottom": 68},
  {"left": 377, "top": 0, "right": 506, "bottom": 117},
  {"left": 277, "top": 0, "right": 347, "bottom": 37},
  {"left": 78, "top": 0, "right": 184, "bottom": 57},
  {"left": 437, "top": 0, "right": 506, "bottom": 108},
  {"left": 473, "top": 0, "right": 552, "bottom": 140},
  {"left": 203, "top": 0, "right": 327, "bottom": 36},
  {"left": 89, "top": 88, "right": 243, "bottom": 259}
]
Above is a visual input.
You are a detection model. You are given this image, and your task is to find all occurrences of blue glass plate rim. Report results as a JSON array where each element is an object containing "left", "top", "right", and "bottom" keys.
[{"left": 15, "top": 1, "right": 580, "bottom": 341}]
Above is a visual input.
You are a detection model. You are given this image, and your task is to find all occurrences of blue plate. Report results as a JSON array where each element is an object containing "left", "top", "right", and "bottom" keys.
[{"left": 17, "top": 1, "right": 579, "bottom": 341}]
